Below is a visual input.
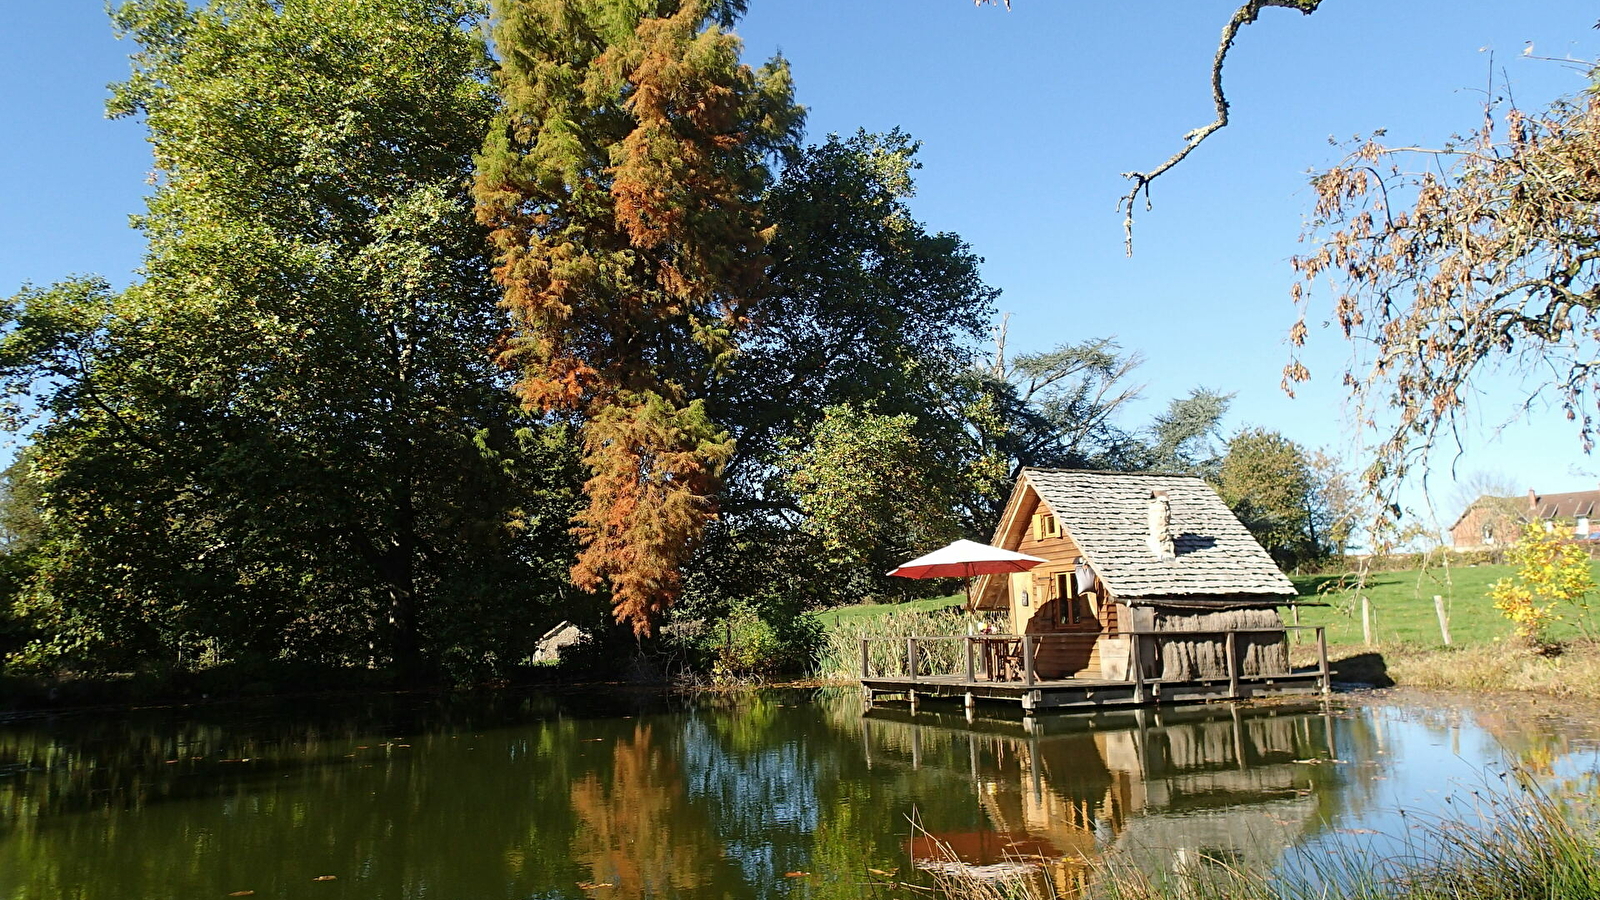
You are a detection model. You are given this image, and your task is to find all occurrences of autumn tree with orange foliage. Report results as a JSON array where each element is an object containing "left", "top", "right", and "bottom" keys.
[{"left": 475, "top": 0, "right": 802, "bottom": 635}]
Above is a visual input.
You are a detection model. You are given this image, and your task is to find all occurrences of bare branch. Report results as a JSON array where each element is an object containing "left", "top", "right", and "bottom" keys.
[{"left": 1117, "top": 0, "right": 1322, "bottom": 255}]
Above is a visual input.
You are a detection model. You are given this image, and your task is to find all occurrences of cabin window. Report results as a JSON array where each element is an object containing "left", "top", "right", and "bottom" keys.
[
  {"left": 1054, "top": 571, "right": 1077, "bottom": 624},
  {"left": 1056, "top": 570, "right": 1099, "bottom": 625},
  {"left": 1032, "top": 512, "right": 1060, "bottom": 541}
]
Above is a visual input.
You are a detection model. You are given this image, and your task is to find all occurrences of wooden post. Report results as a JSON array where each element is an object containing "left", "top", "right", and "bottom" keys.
[
  {"left": 860, "top": 638, "right": 870, "bottom": 679},
  {"left": 965, "top": 636, "right": 976, "bottom": 683},
  {"left": 1434, "top": 595, "right": 1452, "bottom": 646},
  {"left": 1225, "top": 630, "right": 1239, "bottom": 699},
  {"left": 907, "top": 638, "right": 918, "bottom": 682},
  {"left": 1290, "top": 605, "right": 1301, "bottom": 645},
  {"left": 1361, "top": 597, "right": 1373, "bottom": 647},
  {"left": 1317, "top": 627, "right": 1330, "bottom": 695},
  {"left": 1130, "top": 631, "right": 1147, "bottom": 703},
  {"left": 1022, "top": 635, "right": 1035, "bottom": 687},
  {"left": 1230, "top": 703, "right": 1247, "bottom": 770},
  {"left": 1029, "top": 738, "right": 1043, "bottom": 800}
]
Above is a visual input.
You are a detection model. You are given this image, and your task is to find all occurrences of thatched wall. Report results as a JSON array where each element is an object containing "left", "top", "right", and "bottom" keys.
[{"left": 1148, "top": 607, "right": 1288, "bottom": 681}]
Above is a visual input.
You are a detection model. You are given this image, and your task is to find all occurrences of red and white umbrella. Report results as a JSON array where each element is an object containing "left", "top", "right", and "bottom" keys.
[{"left": 888, "top": 539, "right": 1047, "bottom": 610}]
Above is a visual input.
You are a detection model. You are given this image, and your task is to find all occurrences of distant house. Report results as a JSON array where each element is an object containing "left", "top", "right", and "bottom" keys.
[
  {"left": 972, "top": 469, "right": 1296, "bottom": 682},
  {"left": 1450, "top": 488, "right": 1600, "bottom": 548}
]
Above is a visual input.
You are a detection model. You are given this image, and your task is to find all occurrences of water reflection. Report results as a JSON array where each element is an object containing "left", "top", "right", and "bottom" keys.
[
  {"left": 0, "top": 689, "right": 1594, "bottom": 899},
  {"left": 858, "top": 702, "right": 1371, "bottom": 897}
]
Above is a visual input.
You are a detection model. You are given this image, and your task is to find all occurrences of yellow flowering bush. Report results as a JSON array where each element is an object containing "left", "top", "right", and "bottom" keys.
[{"left": 1489, "top": 523, "right": 1595, "bottom": 645}]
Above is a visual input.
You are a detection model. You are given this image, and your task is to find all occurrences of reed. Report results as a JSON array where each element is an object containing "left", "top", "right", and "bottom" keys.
[{"left": 813, "top": 608, "right": 977, "bottom": 681}]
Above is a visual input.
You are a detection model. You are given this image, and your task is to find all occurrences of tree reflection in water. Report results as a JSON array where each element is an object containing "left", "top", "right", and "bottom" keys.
[{"left": 0, "top": 689, "right": 1592, "bottom": 899}]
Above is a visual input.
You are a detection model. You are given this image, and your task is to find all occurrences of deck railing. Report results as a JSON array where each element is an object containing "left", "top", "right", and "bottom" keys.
[{"left": 859, "top": 626, "right": 1330, "bottom": 697}]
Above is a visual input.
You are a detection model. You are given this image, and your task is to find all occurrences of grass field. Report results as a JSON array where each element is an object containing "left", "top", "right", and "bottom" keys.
[
  {"left": 1290, "top": 561, "right": 1600, "bottom": 648},
  {"left": 814, "top": 561, "right": 1600, "bottom": 649},
  {"left": 811, "top": 593, "right": 964, "bottom": 626}
]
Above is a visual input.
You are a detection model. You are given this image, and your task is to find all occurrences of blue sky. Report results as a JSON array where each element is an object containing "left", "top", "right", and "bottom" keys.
[{"left": 3, "top": 1, "right": 1599, "bottom": 529}]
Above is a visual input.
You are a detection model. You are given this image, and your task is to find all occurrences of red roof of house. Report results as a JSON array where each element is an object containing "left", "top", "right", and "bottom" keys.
[{"left": 1530, "top": 489, "right": 1600, "bottom": 520}]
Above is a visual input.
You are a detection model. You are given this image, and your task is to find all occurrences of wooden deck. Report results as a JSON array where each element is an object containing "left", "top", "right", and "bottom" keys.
[{"left": 859, "top": 627, "right": 1330, "bottom": 713}]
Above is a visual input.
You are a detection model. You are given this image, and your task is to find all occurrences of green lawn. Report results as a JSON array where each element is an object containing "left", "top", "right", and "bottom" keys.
[
  {"left": 813, "top": 563, "right": 1600, "bottom": 648},
  {"left": 1290, "top": 561, "right": 1599, "bottom": 647},
  {"left": 811, "top": 593, "right": 965, "bottom": 626}
]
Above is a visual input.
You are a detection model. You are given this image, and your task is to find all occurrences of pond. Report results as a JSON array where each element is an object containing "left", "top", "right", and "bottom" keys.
[{"left": 0, "top": 687, "right": 1597, "bottom": 899}]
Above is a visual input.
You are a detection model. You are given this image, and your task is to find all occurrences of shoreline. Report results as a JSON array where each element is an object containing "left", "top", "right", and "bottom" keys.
[{"left": 7, "top": 639, "right": 1600, "bottom": 719}]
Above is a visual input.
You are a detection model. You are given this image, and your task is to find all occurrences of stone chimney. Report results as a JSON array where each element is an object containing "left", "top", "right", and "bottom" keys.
[
  {"left": 1147, "top": 489, "right": 1175, "bottom": 562},
  {"left": 1529, "top": 488, "right": 1538, "bottom": 511}
]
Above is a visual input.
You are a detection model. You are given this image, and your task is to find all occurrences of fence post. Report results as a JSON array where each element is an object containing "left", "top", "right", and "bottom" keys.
[
  {"left": 1290, "top": 604, "right": 1301, "bottom": 644},
  {"left": 965, "top": 636, "right": 976, "bottom": 683},
  {"left": 1317, "top": 627, "right": 1330, "bottom": 695},
  {"left": 1023, "top": 635, "right": 1035, "bottom": 687},
  {"left": 907, "top": 638, "right": 918, "bottom": 682},
  {"left": 860, "top": 638, "right": 870, "bottom": 679},
  {"left": 1361, "top": 596, "right": 1373, "bottom": 647},
  {"left": 1130, "top": 631, "right": 1146, "bottom": 703},
  {"left": 1434, "top": 595, "right": 1452, "bottom": 646},
  {"left": 1225, "top": 630, "right": 1239, "bottom": 699}
]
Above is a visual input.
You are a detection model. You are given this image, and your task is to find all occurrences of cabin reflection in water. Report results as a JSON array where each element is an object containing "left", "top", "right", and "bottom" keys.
[{"left": 863, "top": 702, "right": 1347, "bottom": 898}]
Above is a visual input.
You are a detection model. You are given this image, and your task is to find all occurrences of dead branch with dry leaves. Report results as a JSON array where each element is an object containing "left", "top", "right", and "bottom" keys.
[{"left": 1284, "top": 83, "right": 1600, "bottom": 522}]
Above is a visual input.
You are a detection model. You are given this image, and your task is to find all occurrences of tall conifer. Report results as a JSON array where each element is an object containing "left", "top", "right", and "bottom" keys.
[{"left": 476, "top": 0, "right": 801, "bottom": 634}]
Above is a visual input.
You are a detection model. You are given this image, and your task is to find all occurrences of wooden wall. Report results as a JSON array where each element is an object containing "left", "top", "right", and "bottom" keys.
[{"left": 1006, "top": 489, "right": 1119, "bottom": 679}]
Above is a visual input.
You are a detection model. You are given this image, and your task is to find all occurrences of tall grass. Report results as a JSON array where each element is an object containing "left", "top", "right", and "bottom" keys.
[
  {"left": 915, "top": 774, "right": 1600, "bottom": 900},
  {"left": 1382, "top": 639, "right": 1600, "bottom": 697},
  {"left": 813, "top": 608, "right": 982, "bottom": 681}
]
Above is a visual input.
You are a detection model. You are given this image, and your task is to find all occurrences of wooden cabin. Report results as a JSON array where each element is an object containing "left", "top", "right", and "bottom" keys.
[{"left": 972, "top": 469, "right": 1297, "bottom": 684}]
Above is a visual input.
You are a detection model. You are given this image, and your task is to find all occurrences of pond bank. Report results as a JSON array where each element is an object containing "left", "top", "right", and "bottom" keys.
[{"left": 1318, "top": 638, "right": 1600, "bottom": 699}]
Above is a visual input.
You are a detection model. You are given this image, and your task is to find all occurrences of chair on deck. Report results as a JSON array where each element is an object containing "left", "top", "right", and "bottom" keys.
[{"left": 980, "top": 637, "right": 1023, "bottom": 682}]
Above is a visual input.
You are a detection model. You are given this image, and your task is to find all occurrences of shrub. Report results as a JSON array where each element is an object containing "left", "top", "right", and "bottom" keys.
[{"left": 1491, "top": 523, "right": 1596, "bottom": 644}]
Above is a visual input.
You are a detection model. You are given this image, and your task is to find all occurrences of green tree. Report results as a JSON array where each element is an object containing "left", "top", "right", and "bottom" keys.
[
  {"left": 475, "top": 0, "right": 803, "bottom": 636},
  {"left": 1217, "top": 427, "right": 1321, "bottom": 568},
  {"left": 783, "top": 404, "right": 970, "bottom": 571},
  {"left": 961, "top": 340, "right": 1233, "bottom": 525},
  {"left": 0, "top": 448, "right": 43, "bottom": 661},
  {"left": 1143, "top": 387, "right": 1234, "bottom": 477},
  {"left": 972, "top": 333, "right": 1145, "bottom": 479},
  {"left": 0, "top": 0, "right": 577, "bottom": 681},
  {"left": 0, "top": 449, "right": 43, "bottom": 557},
  {"left": 714, "top": 129, "right": 996, "bottom": 513},
  {"left": 674, "top": 131, "right": 1000, "bottom": 636}
]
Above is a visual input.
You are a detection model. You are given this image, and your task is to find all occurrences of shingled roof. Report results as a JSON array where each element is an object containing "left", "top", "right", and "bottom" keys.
[{"left": 1019, "top": 468, "right": 1294, "bottom": 602}]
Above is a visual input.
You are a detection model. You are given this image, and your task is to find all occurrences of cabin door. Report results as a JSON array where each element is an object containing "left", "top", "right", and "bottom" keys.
[{"left": 1042, "top": 570, "right": 1100, "bottom": 634}]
